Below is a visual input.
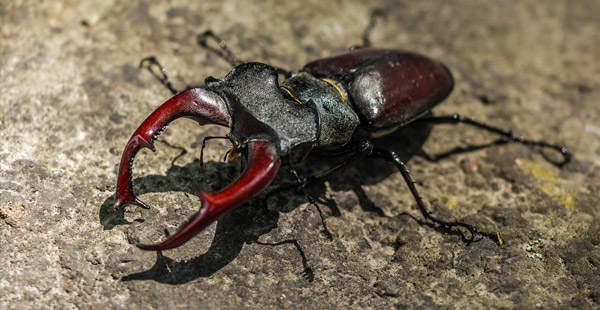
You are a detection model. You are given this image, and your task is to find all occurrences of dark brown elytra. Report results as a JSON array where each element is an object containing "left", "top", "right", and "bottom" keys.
[
  {"left": 303, "top": 48, "right": 454, "bottom": 128},
  {"left": 114, "top": 11, "right": 570, "bottom": 255}
]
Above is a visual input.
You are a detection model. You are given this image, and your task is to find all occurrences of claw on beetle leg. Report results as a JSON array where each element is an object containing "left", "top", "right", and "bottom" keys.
[{"left": 114, "top": 88, "right": 231, "bottom": 212}]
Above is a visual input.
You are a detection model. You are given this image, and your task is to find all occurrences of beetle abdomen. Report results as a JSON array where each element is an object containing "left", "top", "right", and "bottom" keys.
[{"left": 302, "top": 49, "right": 454, "bottom": 128}]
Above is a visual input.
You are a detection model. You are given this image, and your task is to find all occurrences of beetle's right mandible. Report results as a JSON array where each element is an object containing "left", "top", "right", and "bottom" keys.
[{"left": 113, "top": 87, "right": 282, "bottom": 250}]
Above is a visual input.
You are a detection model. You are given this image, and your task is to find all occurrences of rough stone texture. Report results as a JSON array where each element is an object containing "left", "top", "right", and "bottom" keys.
[{"left": 1, "top": 1, "right": 599, "bottom": 309}]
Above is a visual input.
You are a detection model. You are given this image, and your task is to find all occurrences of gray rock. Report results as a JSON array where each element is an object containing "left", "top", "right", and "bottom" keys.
[{"left": 1, "top": 1, "right": 598, "bottom": 309}]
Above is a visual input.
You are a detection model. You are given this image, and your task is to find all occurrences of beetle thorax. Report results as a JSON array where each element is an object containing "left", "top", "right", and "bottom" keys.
[
  {"left": 204, "top": 63, "right": 360, "bottom": 163},
  {"left": 281, "top": 72, "right": 360, "bottom": 152}
]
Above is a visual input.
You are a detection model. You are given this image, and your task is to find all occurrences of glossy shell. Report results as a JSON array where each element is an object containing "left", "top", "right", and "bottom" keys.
[{"left": 302, "top": 49, "right": 454, "bottom": 128}]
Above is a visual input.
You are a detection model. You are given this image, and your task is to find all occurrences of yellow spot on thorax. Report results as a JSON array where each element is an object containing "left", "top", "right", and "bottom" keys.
[
  {"left": 320, "top": 78, "right": 348, "bottom": 104},
  {"left": 280, "top": 86, "right": 303, "bottom": 105}
]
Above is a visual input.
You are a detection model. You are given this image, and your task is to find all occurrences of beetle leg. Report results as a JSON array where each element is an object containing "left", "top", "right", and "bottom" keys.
[
  {"left": 137, "top": 141, "right": 281, "bottom": 251},
  {"left": 261, "top": 175, "right": 334, "bottom": 240},
  {"left": 114, "top": 88, "right": 231, "bottom": 212},
  {"left": 139, "top": 57, "right": 205, "bottom": 94},
  {"left": 256, "top": 239, "right": 314, "bottom": 282},
  {"left": 417, "top": 114, "right": 571, "bottom": 166},
  {"left": 295, "top": 140, "right": 373, "bottom": 234},
  {"left": 261, "top": 141, "right": 374, "bottom": 240},
  {"left": 289, "top": 169, "right": 333, "bottom": 240},
  {"left": 155, "top": 140, "right": 188, "bottom": 166},
  {"left": 314, "top": 140, "right": 374, "bottom": 179},
  {"left": 139, "top": 56, "right": 180, "bottom": 95},
  {"left": 349, "top": 9, "right": 385, "bottom": 50},
  {"left": 197, "top": 30, "right": 243, "bottom": 68},
  {"left": 291, "top": 140, "right": 374, "bottom": 235},
  {"left": 418, "top": 138, "right": 509, "bottom": 162},
  {"left": 197, "top": 30, "right": 294, "bottom": 78},
  {"left": 371, "top": 148, "right": 502, "bottom": 245}
]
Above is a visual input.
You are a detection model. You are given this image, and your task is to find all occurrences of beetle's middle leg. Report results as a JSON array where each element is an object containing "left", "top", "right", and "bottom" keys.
[
  {"left": 371, "top": 148, "right": 503, "bottom": 245},
  {"left": 261, "top": 170, "right": 335, "bottom": 241},
  {"left": 416, "top": 114, "right": 571, "bottom": 166},
  {"left": 197, "top": 30, "right": 243, "bottom": 68},
  {"left": 262, "top": 141, "right": 374, "bottom": 239}
]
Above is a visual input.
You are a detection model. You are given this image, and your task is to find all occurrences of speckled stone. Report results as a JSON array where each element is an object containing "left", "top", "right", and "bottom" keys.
[{"left": 1, "top": 1, "right": 599, "bottom": 309}]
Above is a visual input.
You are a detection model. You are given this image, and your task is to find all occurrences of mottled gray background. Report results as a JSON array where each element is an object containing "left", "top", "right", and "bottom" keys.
[{"left": 1, "top": 1, "right": 599, "bottom": 309}]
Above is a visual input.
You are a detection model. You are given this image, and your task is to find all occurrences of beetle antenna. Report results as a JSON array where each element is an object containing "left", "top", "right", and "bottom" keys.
[{"left": 222, "top": 149, "right": 230, "bottom": 162}]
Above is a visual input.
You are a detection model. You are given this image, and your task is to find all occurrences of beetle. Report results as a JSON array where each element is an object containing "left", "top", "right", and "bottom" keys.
[{"left": 113, "top": 17, "right": 570, "bottom": 251}]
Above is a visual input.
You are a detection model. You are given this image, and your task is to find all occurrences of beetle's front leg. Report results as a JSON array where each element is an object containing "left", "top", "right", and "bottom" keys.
[
  {"left": 197, "top": 30, "right": 294, "bottom": 78},
  {"left": 139, "top": 57, "right": 206, "bottom": 95},
  {"left": 137, "top": 141, "right": 281, "bottom": 250},
  {"left": 371, "top": 148, "right": 503, "bottom": 245}
]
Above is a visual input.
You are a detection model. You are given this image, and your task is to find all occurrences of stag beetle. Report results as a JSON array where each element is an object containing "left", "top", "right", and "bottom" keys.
[{"left": 113, "top": 15, "right": 570, "bottom": 251}]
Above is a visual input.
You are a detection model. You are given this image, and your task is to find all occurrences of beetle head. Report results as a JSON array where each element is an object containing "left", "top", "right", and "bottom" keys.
[{"left": 113, "top": 87, "right": 281, "bottom": 250}]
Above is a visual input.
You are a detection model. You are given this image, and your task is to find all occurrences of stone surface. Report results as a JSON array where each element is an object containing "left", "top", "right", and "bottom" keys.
[{"left": 1, "top": 1, "right": 599, "bottom": 309}]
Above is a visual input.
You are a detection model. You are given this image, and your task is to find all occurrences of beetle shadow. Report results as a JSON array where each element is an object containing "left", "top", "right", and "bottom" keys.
[
  {"left": 99, "top": 119, "right": 511, "bottom": 285},
  {"left": 100, "top": 156, "right": 312, "bottom": 285},
  {"left": 307, "top": 120, "right": 435, "bottom": 217},
  {"left": 98, "top": 121, "right": 433, "bottom": 285},
  {"left": 315, "top": 121, "right": 512, "bottom": 217}
]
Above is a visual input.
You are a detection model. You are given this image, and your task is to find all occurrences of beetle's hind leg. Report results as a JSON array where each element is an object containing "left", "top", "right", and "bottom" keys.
[
  {"left": 371, "top": 148, "right": 503, "bottom": 245},
  {"left": 416, "top": 114, "right": 571, "bottom": 166}
]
